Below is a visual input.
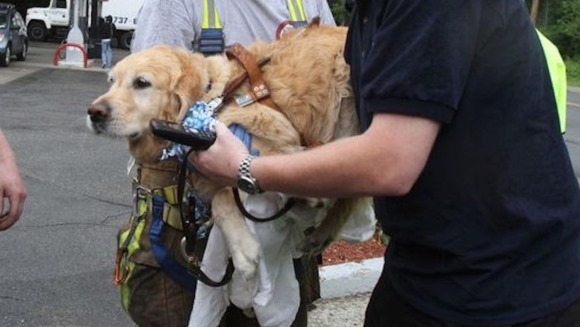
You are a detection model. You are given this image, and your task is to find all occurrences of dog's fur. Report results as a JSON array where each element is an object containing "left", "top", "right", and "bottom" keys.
[{"left": 87, "top": 22, "right": 372, "bottom": 281}]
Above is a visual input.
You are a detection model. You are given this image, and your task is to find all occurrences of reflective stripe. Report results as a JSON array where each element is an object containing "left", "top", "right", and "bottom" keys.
[
  {"left": 287, "top": 0, "right": 307, "bottom": 23},
  {"left": 202, "top": 0, "right": 306, "bottom": 30},
  {"left": 202, "top": 0, "right": 221, "bottom": 29},
  {"left": 119, "top": 214, "right": 145, "bottom": 311}
]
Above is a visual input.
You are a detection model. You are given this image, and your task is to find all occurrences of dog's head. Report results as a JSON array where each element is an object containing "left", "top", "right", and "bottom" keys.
[{"left": 87, "top": 45, "right": 209, "bottom": 160}]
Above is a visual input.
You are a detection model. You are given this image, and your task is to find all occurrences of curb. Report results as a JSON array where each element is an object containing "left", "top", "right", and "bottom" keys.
[{"left": 318, "top": 257, "right": 383, "bottom": 298}]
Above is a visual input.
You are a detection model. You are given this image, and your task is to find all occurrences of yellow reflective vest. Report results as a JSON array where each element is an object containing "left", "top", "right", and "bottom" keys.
[{"left": 537, "top": 30, "right": 567, "bottom": 134}]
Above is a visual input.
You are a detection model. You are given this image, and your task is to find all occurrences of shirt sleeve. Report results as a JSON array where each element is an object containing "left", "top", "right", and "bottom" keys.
[
  {"left": 131, "top": 0, "right": 196, "bottom": 52},
  {"left": 361, "top": 0, "right": 482, "bottom": 123}
]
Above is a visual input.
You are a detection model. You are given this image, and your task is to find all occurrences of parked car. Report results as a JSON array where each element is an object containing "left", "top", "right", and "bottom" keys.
[{"left": 0, "top": 3, "right": 27, "bottom": 67}]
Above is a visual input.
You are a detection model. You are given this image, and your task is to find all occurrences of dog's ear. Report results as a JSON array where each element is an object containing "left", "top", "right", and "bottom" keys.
[{"left": 170, "top": 52, "right": 207, "bottom": 116}]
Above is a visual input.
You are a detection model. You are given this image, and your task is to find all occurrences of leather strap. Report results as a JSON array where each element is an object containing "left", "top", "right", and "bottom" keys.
[
  {"left": 223, "top": 43, "right": 318, "bottom": 147},
  {"left": 225, "top": 43, "right": 281, "bottom": 112}
]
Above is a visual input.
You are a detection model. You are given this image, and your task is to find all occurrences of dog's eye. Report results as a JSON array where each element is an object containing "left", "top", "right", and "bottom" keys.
[{"left": 133, "top": 77, "right": 151, "bottom": 89}]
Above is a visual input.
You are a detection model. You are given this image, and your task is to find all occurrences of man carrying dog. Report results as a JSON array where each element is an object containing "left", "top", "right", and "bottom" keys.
[{"left": 191, "top": 1, "right": 580, "bottom": 326}]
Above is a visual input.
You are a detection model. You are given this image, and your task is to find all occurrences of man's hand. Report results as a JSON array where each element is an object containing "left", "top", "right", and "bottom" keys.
[
  {"left": 189, "top": 122, "right": 249, "bottom": 187},
  {"left": 0, "top": 132, "right": 26, "bottom": 231}
]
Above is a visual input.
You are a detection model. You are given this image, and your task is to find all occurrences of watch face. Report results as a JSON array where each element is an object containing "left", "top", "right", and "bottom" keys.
[{"left": 238, "top": 176, "right": 257, "bottom": 194}]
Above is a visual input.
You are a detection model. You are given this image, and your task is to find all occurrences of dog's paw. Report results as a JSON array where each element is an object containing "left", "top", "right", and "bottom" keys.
[{"left": 231, "top": 237, "right": 261, "bottom": 281}]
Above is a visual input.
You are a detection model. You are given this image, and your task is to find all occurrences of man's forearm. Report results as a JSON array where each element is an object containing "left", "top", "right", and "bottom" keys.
[{"left": 252, "top": 114, "right": 440, "bottom": 198}]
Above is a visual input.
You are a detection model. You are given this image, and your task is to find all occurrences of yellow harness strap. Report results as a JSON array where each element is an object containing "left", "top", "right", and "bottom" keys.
[
  {"left": 152, "top": 185, "right": 183, "bottom": 231},
  {"left": 132, "top": 182, "right": 184, "bottom": 231}
]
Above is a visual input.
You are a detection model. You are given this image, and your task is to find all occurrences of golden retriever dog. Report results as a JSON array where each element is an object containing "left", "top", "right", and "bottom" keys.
[{"left": 87, "top": 20, "right": 372, "bottom": 283}]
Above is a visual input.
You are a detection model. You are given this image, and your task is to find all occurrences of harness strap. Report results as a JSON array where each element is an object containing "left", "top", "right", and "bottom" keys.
[
  {"left": 220, "top": 56, "right": 271, "bottom": 106},
  {"left": 225, "top": 43, "right": 281, "bottom": 112},
  {"left": 150, "top": 194, "right": 198, "bottom": 292},
  {"left": 130, "top": 180, "right": 184, "bottom": 230}
]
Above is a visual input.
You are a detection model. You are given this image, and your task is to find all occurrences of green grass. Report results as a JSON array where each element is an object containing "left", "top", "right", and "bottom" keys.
[{"left": 566, "top": 58, "right": 580, "bottom": 87}]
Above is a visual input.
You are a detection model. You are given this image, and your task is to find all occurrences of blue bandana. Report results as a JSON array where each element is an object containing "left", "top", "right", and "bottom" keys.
[{"left": 161, "top": 101, "right": 217, "bottom": 160}]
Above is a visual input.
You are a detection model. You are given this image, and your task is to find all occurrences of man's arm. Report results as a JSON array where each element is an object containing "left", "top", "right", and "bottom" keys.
[
  {"left": 0, "top": 130, "right": 26, "bottom": 231},
  {"left": 191, "top": 112, "right": 440, "bottom": 198}
]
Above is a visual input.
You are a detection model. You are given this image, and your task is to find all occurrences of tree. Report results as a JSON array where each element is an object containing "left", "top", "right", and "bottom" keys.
[
  {"left": 530, "top": 0, "right": 541, "bottom": 23},
  {"left": 327, "top": 0, "right": 349, "bottom": 25},
  {"left": 527, "top": 0, "right": 580, "bottom": 58},
  {"left": 550, "top": 0, "right": 580, "bottom": 57}
]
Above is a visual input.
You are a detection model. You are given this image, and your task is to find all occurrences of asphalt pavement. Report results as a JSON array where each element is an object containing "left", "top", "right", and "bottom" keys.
[{"left": 1, "top": 42, "right": 580, "bottom": 327}]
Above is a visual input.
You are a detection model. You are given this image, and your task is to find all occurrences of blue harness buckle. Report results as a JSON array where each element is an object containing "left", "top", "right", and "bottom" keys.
[{"left": 197, "top": 28, "right": 225, "bottom": 55}]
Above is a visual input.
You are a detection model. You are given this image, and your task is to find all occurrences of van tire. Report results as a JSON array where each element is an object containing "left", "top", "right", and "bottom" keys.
[
  {"left": 16, "top": 42, "right": 27, "bottom": 61},
  {"left": 0, "top": 45, "right": 11, "bottom": 67},
  {"left": 120, "top": 32, "right": 133, "bottom": 50},
  {"left": 28, "top": 21, "right": 48, "bottom": 41}
]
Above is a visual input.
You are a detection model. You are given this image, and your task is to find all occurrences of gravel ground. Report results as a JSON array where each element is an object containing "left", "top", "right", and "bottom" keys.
[{"left": 308, "top": 293, "right": 371, "bottom": 327}]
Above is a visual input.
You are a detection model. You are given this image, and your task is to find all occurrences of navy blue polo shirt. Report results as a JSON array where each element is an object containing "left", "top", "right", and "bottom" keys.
[{"left": 345, "top": 1, "right": 580, "bottom": 326}]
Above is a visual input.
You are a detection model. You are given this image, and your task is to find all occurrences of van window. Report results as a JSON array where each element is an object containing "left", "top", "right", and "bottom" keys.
[
  {"left": 54, "top": 0, "right": 67, "bottom": 9},
  {"left": 0, "top": 14, "right": 7, "bottom": 29}
]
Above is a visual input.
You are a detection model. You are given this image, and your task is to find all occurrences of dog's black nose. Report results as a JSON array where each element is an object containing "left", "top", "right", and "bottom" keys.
[{"left": 87, "top": 103, "right": 110, "bottom": 122}]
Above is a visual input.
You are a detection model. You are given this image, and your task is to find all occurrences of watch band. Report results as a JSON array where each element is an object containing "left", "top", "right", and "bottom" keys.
[
  {"left": 239, "top": 154, "right": 256, "bottom": 179},
  {"left": 238, "top": 154, "right": 262, "bottom": 194}
]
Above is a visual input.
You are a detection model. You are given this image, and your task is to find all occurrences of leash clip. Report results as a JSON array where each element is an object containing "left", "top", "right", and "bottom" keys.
[
  {"left": 180, "top": 236, "right": 200, "bottom": 266},
  {"left": 132, "top": 185, "right": 150, "bottom": 216},
  {"left": 114, "top": 249, "right": 130, "bottom": 285},
  {"left": 206, "top": 96, "right": 223, "bottom": 112}
]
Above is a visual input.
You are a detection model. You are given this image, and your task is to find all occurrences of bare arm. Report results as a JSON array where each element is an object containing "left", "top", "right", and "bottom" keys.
[
  {"left": 0, "top": 130, "right": 26, "bottom": 230},
  {"left": 191, "top": 112, "right": 440, "bottom": 198}
]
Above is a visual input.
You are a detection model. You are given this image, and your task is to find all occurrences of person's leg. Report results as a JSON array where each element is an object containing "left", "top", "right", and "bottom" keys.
[
  {"left": 290, "top": 255, "right": 320, "bottom": 327},
  {"left": 101, "top": 39, "right": 107, "bottom": 68},
  {"left": 106, "top": 40, "right": 113, "bottom": 68},
  {"left": 101, "top": 39, "right": 111, "bottom": 68}
]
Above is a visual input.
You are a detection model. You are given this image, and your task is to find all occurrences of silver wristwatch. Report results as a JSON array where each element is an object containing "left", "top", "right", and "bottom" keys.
[{"left": 237, "top": 154, "right": 262, "bottom": 194}]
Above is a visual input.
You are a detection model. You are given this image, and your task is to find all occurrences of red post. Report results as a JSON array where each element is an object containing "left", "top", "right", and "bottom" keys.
[{"left": 53, "top": 42, "right": 88, "bottom": 68}]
